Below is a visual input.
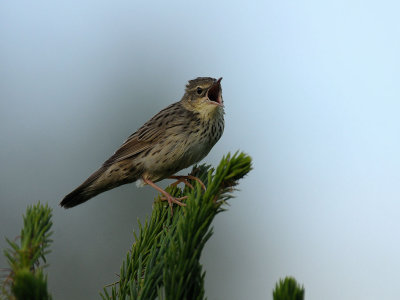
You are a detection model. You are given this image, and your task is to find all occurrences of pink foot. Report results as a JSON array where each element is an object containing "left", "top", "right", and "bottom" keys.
[{"left": 169, "top": 175, "right": 206, "bottom": 191}]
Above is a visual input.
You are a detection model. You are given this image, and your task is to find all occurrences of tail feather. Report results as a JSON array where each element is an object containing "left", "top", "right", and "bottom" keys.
[
  {"left": 60, "top": 186, "right": 92, "bottom": 208},
  {"left": 60, "top": 162, "right": 140, "bottom": 208},
  {"left": 60, "top": 167, "right": 106, "bottom": 208}
]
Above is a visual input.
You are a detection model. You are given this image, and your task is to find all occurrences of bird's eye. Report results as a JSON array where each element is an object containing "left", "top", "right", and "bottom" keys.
[{"left": 196, "top": 87, "right": 203, "bottom": 94}]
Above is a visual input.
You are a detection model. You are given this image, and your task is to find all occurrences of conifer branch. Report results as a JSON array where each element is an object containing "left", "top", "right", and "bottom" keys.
[
  {"left": 1, "top": 202, "right": 53, "bottom": 300},
  {"left": 273, "top": 277, "right": 305, "bottom": 300},
  {"left": 101, "top": 151, "right": 252, "bottom": 300}
]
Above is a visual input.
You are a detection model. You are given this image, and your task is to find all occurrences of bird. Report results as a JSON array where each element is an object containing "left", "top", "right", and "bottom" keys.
[{"left": 60, "top": 77, "right": 224, "bottom": 209}]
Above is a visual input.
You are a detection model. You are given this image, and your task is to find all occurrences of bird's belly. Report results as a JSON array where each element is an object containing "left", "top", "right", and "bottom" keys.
[
  {"left": 184, "top": 141, "right": 211, "bottom": 164},
  {"left": 142, "top": 138, "right": 212, "bottom": 182}
]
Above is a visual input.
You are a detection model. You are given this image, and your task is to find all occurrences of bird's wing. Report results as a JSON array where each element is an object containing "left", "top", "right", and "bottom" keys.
[{"left": 102, "top": 102, "right": 180, "bottom": 166}]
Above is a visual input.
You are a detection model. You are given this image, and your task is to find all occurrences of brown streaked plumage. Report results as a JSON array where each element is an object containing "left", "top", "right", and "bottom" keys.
[{"left": 60, "top": 77, "right": 224, "bottom": 209}]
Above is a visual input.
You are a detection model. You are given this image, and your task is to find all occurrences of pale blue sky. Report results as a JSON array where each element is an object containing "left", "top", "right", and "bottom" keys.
[{"left": 1, "top": 1, "right": 400, "bottom": 299}]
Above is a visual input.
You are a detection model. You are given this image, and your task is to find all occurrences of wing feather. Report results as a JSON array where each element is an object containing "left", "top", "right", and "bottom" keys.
[{"left": 103, "top": 102, "right": 181, "bottom": 166}]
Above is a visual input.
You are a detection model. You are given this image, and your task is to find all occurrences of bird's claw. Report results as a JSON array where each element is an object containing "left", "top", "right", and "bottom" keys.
[
  {"left": 171, "top": 178, "right": 194, "bottom": 190},
  {"left": 169, "top": 175, "right": 206, "bottom": 191},
  {"left": 160, "top": 195, "right": 188, "bottom": 205},
  {"left": 160, "top": 195, "right": 187, "bottom": 215}
]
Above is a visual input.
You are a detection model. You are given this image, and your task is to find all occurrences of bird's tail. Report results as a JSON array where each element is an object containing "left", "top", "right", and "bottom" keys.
[
  {"left": 60, "top": 167, "right": 108, "bottom": 208},
  {"left": 61, "top": 161, "right": 141, "bottom": 208}
]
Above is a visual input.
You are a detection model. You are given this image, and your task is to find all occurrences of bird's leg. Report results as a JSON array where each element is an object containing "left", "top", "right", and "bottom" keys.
[
  {"left": 169, "top": 175, "right": 207, "bottom": 191},
  {"left": 160, "top": 195, "right": 189, "bottom": 202},
  {"left": 142, "top": 178, "right": 186, "bottom": 214},
  {"left": 170, "top": 177, "right": 194, "bottom": 189}
]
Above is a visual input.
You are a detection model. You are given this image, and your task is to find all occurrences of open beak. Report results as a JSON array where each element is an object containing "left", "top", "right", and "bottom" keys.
[{"left": 207, "top": 77, "right": 223, "bottom": 106}]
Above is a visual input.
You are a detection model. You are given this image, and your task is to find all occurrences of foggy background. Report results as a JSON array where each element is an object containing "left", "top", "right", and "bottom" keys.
[{"left": 1, "top": 1, "right": 400, "bottom": 299}]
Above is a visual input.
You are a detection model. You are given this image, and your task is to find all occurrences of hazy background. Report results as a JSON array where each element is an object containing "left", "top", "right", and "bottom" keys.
[{"left": 1, "top": 1, "right": 400, "bottom": 299}]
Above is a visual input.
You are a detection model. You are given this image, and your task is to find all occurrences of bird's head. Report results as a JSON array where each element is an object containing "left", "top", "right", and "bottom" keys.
[{"left": 181, "top": 77, "right": 223, "bottom": 115}]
